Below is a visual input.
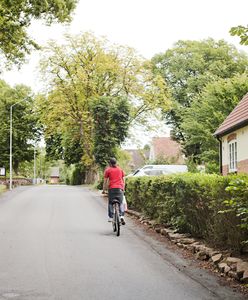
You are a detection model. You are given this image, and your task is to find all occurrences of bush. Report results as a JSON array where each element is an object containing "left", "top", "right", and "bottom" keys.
[
  {"left": 126, "top": 173, "right": 248, "bottom": 252},
  {"left": 70, "top": 164, "right": 85, "bottom": 185}
]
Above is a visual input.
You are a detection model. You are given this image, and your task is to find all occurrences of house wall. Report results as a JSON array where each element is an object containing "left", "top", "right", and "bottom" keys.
[
  {"left": 221, "top": 125, "right": 248, "bottom": 174},
  {"left": 50, "top": 177, "right": 59, "bottom": 184}
]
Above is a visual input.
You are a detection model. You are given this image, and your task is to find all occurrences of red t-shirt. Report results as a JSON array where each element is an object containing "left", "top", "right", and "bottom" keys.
[{"left": 104, "top": 166, "right": 125, "bottom": 190}]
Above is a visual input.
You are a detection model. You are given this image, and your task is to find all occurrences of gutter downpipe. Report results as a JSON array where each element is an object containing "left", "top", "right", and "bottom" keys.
[{"left": 217, "top": 136, "right": 223, "bottom": 175}]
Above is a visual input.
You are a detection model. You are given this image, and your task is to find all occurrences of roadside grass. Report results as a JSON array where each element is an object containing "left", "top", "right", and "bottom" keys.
[{"left": 0, "top": 185, "right": 7, "bottom": 194}]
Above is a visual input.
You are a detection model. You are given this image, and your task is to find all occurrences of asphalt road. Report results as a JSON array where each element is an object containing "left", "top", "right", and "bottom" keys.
[{"left": 0, "top": 185, "right": 246, "bottom": 300}]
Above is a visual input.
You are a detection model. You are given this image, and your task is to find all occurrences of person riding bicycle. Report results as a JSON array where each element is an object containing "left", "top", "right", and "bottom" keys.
[{"left": 103, "top": 158, "right": 126, "bottom": 225}]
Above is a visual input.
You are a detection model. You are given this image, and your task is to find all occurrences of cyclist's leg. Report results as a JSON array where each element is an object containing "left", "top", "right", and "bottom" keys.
[
  {"left": 118, "top": 190, "right": 124, "bottom": 217},
  {"left": 108, "top": 189, "right": 114, "bottom": 219}
]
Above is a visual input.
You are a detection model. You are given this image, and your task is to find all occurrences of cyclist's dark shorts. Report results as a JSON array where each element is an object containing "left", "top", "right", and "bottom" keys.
[{"left": 108, "top": 188, "right": 124, "bottom": 203}]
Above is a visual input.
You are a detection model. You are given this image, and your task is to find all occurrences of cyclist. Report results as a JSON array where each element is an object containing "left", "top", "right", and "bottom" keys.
[{"left": 103, "top": 157, "right": 126, "bottom": 225}]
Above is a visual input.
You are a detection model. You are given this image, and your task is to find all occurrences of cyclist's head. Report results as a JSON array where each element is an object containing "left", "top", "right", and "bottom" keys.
[{"left": 109, "top": 157, "right": 117, "bottom": 167}]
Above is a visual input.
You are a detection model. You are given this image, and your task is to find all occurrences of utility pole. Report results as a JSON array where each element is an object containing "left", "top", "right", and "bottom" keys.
[
  {"left": 9, "top": 98, "right": 28, "bottom": 190},
  {"left": 9, "top": 106, "right": 13, "bottom": 190},
  {"left": 33, "top": 146, "right": 36, "bottom": 185}
]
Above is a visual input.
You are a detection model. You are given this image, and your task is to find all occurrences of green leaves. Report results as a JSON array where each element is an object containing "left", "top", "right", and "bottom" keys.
[
  {"left": 230, "top": 25, "right": 248, "bottom": 45},
  {"left": 0, "top": 80, "right": 41, "bottom": 173},
  {"left": 126, "top": 173, "right": 248, "bottom": 251},
  {"left": 151, "top": 38, "right": 248, "bottom": 168},
  {"left": 91, "top": 96, "right": 130, "bottom": 169},
  {"left": 39, "top": 32, "right": 169, "bottom": 175},
  {"left": 0, "top": 0, "right": 78, "bottom": 67}
]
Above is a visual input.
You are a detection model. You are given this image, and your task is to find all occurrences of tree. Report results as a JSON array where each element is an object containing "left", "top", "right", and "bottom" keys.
[
  {"left": 0, "top": 0, "right": 78, "bottom": 67},
  {"left": 38, "top": 32, "right": 170, "bottom": 182},
  {"left": 181, "top": 73, "right": 248, "bottom": 171},
  {"left": 151, "top": 39, "right": 248, "bottom": 142},
  {"left": 230, "top": 25, "right": 248, "bottom": 45},
  {"left": 92, "top": 96, "right": 130, "bottom": 169},
  {"left": 0, "top": 80, "right": 41, "bottom": 173}
]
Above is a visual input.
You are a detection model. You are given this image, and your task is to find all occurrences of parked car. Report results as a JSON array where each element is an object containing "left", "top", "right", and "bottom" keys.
[{"left": 126, "top": 164, "right": 188, "bottom": 177}]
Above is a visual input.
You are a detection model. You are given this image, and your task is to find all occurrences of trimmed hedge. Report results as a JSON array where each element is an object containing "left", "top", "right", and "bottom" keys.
[{"left": 126, "top": 173, "right": 248, "bottom": 252}]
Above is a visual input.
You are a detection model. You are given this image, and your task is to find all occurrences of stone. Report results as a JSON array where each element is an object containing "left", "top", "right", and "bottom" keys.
[
  {"left": 177, "top": 243, "right": 184, "bottom": 248},
  {"left": 178, "top": 238, "right": 195, "bottom": 244},
  {"left": 195, "top": 251, "right": 207, "bottom": 260},
  {"left": 209, "top": 251, "right": 220, "bottom": 257},
  {"left": 241, "top": 270, "right": 248, "bottom": 284},
  {"left": 211, "top": 254, "right": 223, "bottom": 264},
  {"left": 168, "top": 232, "right": 184, "bottom": 240},
  {"left": 148, "top": 220, "right": 156, "bottom": 226},
  {"left": 236, "top": 261, "right": 248, "bottom": 278},
  {"left": 226, "top": 257, "right": 242, "bottom": 266},
  {"left": 160, "top": 228, "right": 168, "bottom": 236},
  {"left": 224, "top": 265, "right": 231, "bottom": 274},
  {"left": 155, "top": 227, "right": 161, "bottom": 234},
  {"left": 228, "top": 271, "right": 239, "bottom": 280},
  {"left": 160, "top": 228, "right": 174, "bottom": 237},
  {"left": 218, "top": 262, "right": 228, "bottom": 273},
  {"left": 184, "top": 244, "right": 194, "bottom": 252}
]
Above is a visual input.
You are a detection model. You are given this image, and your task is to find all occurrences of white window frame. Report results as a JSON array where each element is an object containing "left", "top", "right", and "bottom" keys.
[{"left": 228, "top": 140, "right": 237, "bottom": 172}]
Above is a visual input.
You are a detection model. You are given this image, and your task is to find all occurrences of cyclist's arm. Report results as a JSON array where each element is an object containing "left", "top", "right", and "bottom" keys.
[{"left": 103, "top": 177, "right": 109, "bottom": 193}]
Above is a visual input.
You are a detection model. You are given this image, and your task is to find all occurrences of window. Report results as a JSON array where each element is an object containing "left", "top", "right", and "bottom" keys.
[{"left": 228, "top": 140, "right": 237, "bottom": 172}]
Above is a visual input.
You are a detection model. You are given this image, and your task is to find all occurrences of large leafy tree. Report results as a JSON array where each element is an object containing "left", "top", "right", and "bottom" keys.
[
  {"left": 181, "top": 73, "right": 248, "bottom": 171},
  {"left": 151, "top": 39, "right": 248, "bottom": 142},
  {"left": 0, "top": 0, "right": 77, "bottom": 67},
  {"left": 0, "top": 80, "right": 41, "bottom": 173},
  {"left": 38, "top": 32, "right": 169, "bottom": 182}
]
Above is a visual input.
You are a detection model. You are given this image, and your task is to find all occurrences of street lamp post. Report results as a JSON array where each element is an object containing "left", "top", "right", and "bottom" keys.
[
  {"left": 9, "top": 105, "right": 13, "bottom": 190},
  {"left": 9, "top": 98, "right": 28, "bottom": 190},
  {"left": 33, "top": 146, "right": 36, "bottom": 184}
]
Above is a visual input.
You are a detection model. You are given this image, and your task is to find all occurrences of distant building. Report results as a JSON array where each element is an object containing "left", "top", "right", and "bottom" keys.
[
  {"left": 124, "top": 149, "right": 150, "bottom": 171},
  {"left": 214, "top": 92, "right": 248, "bottom": 175},
  {"left": 149, "top": 137, "right": 184, "bottom": 164},
  {"left": 50, "top": 167, "right": 60, "bottom": 184}
]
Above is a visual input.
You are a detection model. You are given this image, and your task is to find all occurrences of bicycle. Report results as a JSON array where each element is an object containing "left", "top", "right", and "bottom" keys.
[{"left": 112, "top": 199, "right": 121, "bottom": 236}]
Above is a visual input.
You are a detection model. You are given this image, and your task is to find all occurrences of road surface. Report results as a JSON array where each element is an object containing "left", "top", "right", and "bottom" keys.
[{"left": 0, "top": 185, "right": 245, "bottom": 300}]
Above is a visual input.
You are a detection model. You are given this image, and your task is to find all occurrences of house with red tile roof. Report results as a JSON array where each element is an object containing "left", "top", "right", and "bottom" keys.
[
  {"left": 149, "top": 137, "right": 185, "bottom": 164},
  {"left": 214, "top": 93, "right": 248, "bottom": 175}
]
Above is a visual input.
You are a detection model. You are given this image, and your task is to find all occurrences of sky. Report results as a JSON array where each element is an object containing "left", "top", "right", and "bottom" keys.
[
  {"left": 2, "top": 0, "right": 248, "bottom": 90},
  {"left": 1, "top": 0, "right": 248, "bottom": 146}
]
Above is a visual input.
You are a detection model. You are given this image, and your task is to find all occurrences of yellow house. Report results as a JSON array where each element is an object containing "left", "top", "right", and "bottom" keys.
[{"left": 214, "top": 93, "right": 248, "bottom": 175}]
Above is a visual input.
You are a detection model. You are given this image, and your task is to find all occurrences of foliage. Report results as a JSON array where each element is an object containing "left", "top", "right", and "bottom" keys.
[
  {"left": 148, "top": 154, "right": 180, "bottom": 165},
  {"left": 230, "top": 25, "right": 248, "bottom": 46},
  {"left": 92, "top": 96, "right": 130, "bottom": 169},
  {"left": 18, "top": 147, "right": 53, "bottom": 179},
  {"left": 38, "top": 32, "right": 170, "bottom": 181},
  {"left": 0, "top": 0, "right": 77, "bottom": 67},
  {"left": 151, "top": 39, "right": 248, "bottom": 143},
  {"left": 181, "top": 74, "right": 248, "bottom": 166},
  {"left": 70, "top": 164, "right": 85, "bottom": 185},
  {"left": 0, "top": 80, "right": 41, "bottom": 173},
  {"left": 126, "top": 173, "right": 248, "bottom": 252},
  {"left": 222, "top": 178, "right": 248, "bottom": 238}
]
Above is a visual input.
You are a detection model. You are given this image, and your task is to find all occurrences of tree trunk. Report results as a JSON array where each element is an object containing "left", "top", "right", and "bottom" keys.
[{"left": 84, "top": 168, "right": 99, "bottom": 184}]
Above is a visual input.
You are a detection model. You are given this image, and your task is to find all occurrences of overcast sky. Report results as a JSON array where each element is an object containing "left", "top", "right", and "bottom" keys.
[{"left": 2, "top": 0, "right": 248, "bottom": 91}]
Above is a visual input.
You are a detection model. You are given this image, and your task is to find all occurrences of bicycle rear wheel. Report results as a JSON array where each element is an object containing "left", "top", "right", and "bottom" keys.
[
  {"left": 114, "top": 204, "right": 120, "bottom": 236},
  {"left": 112, "top": 214, "right": 117, "bottom": 232}
]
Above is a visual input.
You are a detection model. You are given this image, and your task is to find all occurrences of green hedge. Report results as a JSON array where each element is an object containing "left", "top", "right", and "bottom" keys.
[{"left": 126, "top": 173, "right": 248, "bottom": 252}]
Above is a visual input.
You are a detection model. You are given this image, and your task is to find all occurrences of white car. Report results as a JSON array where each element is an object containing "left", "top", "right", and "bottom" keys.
[{"left": 127, "top": 164, "right": 188, "bottom": 177}]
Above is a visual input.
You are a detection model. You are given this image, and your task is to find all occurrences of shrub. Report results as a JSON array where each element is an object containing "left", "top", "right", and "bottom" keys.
[{"left": 126, "top": 173, "right": 248, "bottom": 252}]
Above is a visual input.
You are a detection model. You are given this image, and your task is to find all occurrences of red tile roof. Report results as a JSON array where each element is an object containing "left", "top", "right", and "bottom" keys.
[
  {"left": 214, "top": 93, "right": 248, "bottom": 137},
  {"left": 151, "top": 137, "right": 184, "bottom": 163}
]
